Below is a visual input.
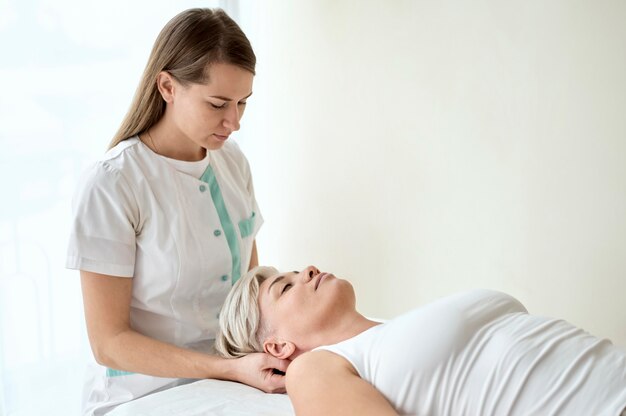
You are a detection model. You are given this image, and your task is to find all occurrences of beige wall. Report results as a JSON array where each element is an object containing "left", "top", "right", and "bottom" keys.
[{"left": 237, "top": 1, "right": 626, "bottom": 346}]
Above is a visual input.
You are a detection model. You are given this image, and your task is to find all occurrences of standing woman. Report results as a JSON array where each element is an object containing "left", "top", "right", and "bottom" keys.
[{"left": 66, "top": 8, "right": 286, "bottom": 415}]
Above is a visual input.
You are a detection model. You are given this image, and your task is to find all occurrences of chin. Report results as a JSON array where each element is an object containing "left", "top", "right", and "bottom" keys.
[
  {"left": 336, "top": 277, "right": 355, "bottom": 293},
  {"left": 326, "top": 279, "right": 357, "bottom": 308},
  {"left": 205, "top": 140, "right": 226, "bottom": 151}
]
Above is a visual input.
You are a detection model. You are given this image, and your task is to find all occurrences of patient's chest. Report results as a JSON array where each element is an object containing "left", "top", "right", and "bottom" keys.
[
  {"left": 319, "top": 289, "right": 626, "bottom": 415},
  {"left": 358, "top": 289, "right": 527, "bottom": 415}
]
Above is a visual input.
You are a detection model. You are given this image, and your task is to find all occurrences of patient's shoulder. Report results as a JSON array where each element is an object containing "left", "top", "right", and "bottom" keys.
[
  {"left": 287, "top": 351, "right": 356, "bottom": 384},
  {"left": 286, "top": 351, "right": 397, "bottom": 416},
  {"left": 289, "top": 350, "right": 355, "bottom": 373}
]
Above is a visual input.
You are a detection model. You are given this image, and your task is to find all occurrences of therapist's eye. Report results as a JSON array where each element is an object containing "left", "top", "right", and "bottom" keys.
[
  {"left": 210, "top": 102, "right": 227, "bottom": 109},
  {"left": 281, "top": 283, "right": 292, "bottom": 294}
]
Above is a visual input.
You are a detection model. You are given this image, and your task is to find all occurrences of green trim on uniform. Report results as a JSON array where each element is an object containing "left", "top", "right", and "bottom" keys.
[
  {"left": 238, "top": 212, "right": 256, "bottom": 238},
  {"left": 106, "top": 368, "right": 134, "bottom": 377},
  {"left": 201, "top": 165, "right": 242, "bottom": 284}
]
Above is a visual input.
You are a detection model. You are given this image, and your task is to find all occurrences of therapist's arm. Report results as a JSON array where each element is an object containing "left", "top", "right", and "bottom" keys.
[
  {"left": 80, "top": 270, "right": 287, "bottom": 392},
  {"left": 286, "top": 350, "right": 398, "bottom": 416},
  {"left": 249, "top": 239, "right": 259, "bottom": 270}
]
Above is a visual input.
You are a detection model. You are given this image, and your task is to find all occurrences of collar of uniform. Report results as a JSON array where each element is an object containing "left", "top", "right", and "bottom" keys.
[{"left": 155, "top": 149, "right": 211, "bottom": 179}]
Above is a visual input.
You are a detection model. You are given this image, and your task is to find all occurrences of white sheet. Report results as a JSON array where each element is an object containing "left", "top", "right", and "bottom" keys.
[{"left": 108, "top": 379, "right": 294, "bottom": 416}]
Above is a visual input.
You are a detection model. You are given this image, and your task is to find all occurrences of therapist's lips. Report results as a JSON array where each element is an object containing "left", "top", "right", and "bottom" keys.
[{"left": 213, "top": 133, "right": 229, "bottom": 141}]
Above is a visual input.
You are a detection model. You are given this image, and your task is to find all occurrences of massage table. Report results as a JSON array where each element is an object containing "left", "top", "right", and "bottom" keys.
[{"left": 108, "top": 379, "right": 294, "bottom": 415}]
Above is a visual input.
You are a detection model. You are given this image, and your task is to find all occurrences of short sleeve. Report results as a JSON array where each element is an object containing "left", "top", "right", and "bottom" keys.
[{"left": 66, "top": 161, "right": 139, "bottom": 277}]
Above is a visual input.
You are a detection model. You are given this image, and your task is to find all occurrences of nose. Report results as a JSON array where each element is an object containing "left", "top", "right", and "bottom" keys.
[
  {"left": 223, "top": 105, "right": 241, "bottom": 132},
  {"left": 299, "top": 266, "right": 320, "bottom": 283}
]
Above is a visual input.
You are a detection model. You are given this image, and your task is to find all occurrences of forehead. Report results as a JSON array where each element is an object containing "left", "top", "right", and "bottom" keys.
[
  {"left": 259, "top": 272, "right": 286, "bottom": 292},
  {"left": 258, "top": 273, "right": 278, "bottom": 313},
  {"left": 193, "top": 63, "right": 253, "bottom": 95},
  {"left": 258, "top": 271, "right": 299, "bottom": 305}
]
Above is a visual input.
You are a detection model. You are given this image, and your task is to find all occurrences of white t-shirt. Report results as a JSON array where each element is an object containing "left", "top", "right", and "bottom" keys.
[
  {"left": 66, "top": 137, "right": 263, "bottom": 414},
  {"left": 318, "top": 290, "right": 626, "bottom": 416}
]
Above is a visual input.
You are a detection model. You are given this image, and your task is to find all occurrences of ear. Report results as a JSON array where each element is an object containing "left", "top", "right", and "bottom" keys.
[
  {"left": 156, "top": 71, "right": 175, "bottom": 103},
  {"left": 263, "top": 338, "right": 296, "bottom": 360}
]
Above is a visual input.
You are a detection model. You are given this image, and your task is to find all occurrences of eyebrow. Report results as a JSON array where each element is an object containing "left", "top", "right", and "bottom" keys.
[
  {"left": 267, "top": 275, "right": 285, "bottom": 294},
  {"left": 209, "top": 91, "right": 253, "bottom": 102}
]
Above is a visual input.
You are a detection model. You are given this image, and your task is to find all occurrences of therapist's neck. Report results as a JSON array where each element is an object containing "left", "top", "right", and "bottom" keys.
[{"left": 149, "top": 118, "right": 206, "bottom": 161}]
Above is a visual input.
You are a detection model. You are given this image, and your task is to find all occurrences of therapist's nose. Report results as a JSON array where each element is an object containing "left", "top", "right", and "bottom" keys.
[
  {"left": 300, "top": 266, "right": 320, "bottom": 283},
  {"left": 223, "top": 105, "right": 241, "bottom": 132}
]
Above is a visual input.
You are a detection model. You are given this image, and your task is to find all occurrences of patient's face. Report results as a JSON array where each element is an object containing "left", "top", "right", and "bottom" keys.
[{"left": 258, "top": 265, "right": 356, "bottom": 349}]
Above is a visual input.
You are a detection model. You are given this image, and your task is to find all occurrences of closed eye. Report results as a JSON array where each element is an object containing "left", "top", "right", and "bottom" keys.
[
  {"left": 210, "top": 102, "right": 227, "bottom": 109},
  {"left": 281, "top": 283, "right": 292, "bottom": 294}
]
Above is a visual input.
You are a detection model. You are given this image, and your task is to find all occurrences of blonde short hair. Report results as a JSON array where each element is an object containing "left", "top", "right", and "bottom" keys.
[{"left": 215, "top": 266, "right": 279, "bottom": 358}]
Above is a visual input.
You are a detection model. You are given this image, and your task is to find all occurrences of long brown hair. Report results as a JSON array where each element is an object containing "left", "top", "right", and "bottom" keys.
[{"left": 108, "top": 8, "right": 256, "bottom": 149}]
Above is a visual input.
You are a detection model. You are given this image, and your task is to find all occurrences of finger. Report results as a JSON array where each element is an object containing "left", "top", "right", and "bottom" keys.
[
  {"left": 259, "top": 371, "right": 285, "bottom": 393},
  {"left": 268, "top": 372, "right": 286, "bottom": 391},
  {"left": 267, "top": 357, "right": 290, "bottom": 372},
  {"left": 264, "top": 367, "right": 286, "bottom": 382}
]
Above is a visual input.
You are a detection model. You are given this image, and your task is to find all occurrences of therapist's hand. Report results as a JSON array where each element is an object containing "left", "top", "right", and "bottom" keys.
[{"left": 231, "top": 352, "right": 290, "bottom": 393}]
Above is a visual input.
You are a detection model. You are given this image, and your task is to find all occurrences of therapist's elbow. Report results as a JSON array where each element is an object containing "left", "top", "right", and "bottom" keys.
[
  {"left": 93, "top": 353, "right": 110, "bottom": 368},
  {"left": 91, "top": 345, "right": 113, "bottom": 367},
  {"left": 90, "top": 341, "right": 116, "bottom": 368},
  {"left": 88, "top": 331, "right": 128, "bottom": 368}
]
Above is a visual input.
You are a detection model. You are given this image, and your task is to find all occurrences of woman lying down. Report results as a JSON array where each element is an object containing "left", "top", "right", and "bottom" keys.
[{"left": 215, "top": 266, "right": 626, "bottom": 416}]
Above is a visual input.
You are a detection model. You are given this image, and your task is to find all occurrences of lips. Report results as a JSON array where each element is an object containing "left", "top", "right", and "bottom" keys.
[
  {"left": 214, "top": 134, "right": 229, "bottom": 141},
  {"left": 314, "top": 273, "right": 327, "bottom": 290}
]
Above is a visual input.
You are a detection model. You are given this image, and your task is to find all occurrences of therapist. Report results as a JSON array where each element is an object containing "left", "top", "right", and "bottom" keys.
[{"left": 66, "top": 8, "right": 287, "bottom": 415}]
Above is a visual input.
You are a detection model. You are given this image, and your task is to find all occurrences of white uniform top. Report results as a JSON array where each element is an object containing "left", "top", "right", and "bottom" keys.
[
  {"left": 317, "top": 290, "right": 626, "bottom": 416},
  {"left": 66, "top": 137, "right": 263, "bottom": 415}
]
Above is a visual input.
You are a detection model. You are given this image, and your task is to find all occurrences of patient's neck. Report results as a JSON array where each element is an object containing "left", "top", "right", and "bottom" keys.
[
  {"left": 335, "top": 313, "right": 381, "bottom": 342},
  {"left": 295, "top": 313, "right": 380, "bottom": 358}
]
